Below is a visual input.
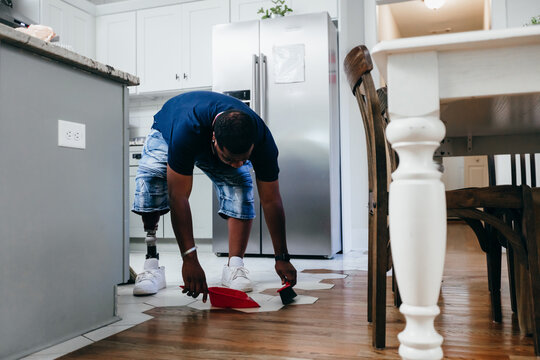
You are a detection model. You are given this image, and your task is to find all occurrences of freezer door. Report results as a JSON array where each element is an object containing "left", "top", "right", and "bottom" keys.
[
  {"left": 212, "top": 20, "right": 260, "bottom": 112},
  {"left": 211, "top": 21, "right": 262, "bottom": 255},
  {"left": 259, "top": 13, "right": 341, "bottom": 256}
]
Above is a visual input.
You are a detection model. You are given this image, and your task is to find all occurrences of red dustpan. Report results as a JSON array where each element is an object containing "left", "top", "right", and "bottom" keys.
[{"left": 208, "top": 287, "right": 260, "bottom": 308}]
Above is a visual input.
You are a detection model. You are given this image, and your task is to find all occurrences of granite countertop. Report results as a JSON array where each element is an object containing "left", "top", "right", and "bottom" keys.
[{"left": 0, "top": 23, "right": 139, "bottom": 86}]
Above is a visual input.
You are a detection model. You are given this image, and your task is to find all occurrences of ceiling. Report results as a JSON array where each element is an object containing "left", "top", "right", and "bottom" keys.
[{"left": 380, "top": 0, "right": 486, "bottom": 37}]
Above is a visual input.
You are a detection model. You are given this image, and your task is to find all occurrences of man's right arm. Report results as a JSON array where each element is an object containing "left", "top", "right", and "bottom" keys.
[{"left": 167, "top": 165, "right": 208, "bottom": 302}]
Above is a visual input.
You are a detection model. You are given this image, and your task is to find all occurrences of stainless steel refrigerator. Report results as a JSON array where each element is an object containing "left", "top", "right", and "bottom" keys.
[{"left": 211, "top": 12, "right": 340, "bottom": 257}]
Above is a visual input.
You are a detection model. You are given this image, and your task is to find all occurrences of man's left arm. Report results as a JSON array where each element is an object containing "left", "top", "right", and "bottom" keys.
[{"left": 256, "top": 179, "right": 297, "bottom": 286}]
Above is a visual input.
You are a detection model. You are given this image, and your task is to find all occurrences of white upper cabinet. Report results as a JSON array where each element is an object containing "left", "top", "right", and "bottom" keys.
[
  {"left": 181, "top": 0, "right": 229, "bottom": 89},
  {"left": 70, "top": 7, "right": 95, "bottom": 56},
  {"left": 136, "top": 5, "right": 182, "bottom": 93},
  {"left": 135, "top": 0, "right": 229, "bottom": 94},
  {"left": 231, "top": 0, "right": 337, "bottom": 22},
  {"left": 41, "top": 0, "right": 95, "bottom": 58},
  {"left": 96, "top": 12, "right": 137, "bottom": 93}
]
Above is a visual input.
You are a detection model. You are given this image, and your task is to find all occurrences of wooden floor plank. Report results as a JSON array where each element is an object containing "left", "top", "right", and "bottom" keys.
[{"left": 62, "top": 224, "right": 538, "bottom": 359}]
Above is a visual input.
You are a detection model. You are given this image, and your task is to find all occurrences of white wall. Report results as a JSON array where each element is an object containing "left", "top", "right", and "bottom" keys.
[
  {"left": 338, "top": 0, "right": 370, "bottom": 253},
  {"left": 490, "top": 0, "right": 507, "bottom": 29},
  {"left": 492, "top": 0, "right": 540, "bottom": 29},
  {"left": 441, "top": 157, "right": 464, "bottom": 190},
  {"left": 506, "top": 0, "right": 540, "bottom": 27},
  {"left": 129, "top": 97, "right": 170, "bottom": 140},
  {"left": 364, "top": 0, "right": 380, "bottom": 86}
]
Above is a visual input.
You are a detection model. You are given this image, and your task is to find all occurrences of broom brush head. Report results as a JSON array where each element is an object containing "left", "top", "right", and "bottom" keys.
[{"left": 277, "top": 282, "right": 297, "bottom": 305}]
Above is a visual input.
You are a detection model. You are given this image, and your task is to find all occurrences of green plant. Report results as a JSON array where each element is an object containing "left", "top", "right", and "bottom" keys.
[
  {"left": 526, "top": 15, "right": 540, "bottom": 26},
  {"left": 257, "top": 0, "right": 293, "bottom": 19}
]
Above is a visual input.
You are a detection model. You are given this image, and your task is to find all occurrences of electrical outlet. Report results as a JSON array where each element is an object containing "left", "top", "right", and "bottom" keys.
[{"left": 58, "top": 120, "right": 86, "bottom": 149}]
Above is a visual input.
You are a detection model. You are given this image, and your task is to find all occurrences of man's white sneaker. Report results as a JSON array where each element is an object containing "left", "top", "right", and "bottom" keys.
[
  {"left": 221, "top": 265, "right": 253, "bottom": 292},
  {"left": 133, "top": 258, "right": 166, "bottom": 296}
]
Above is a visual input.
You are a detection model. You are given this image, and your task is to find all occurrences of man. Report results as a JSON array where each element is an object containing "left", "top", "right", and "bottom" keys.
[{"left": 131, "top": 90, "right": 297, "bottom": 301}]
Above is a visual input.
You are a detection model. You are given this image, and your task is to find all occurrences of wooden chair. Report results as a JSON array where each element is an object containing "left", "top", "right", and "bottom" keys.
[
  {"left": 342, "top": 47, "right": 396, "bottom": 349},
  {"left": 344, "top": 45, "right": 540, "bottom": 354}
]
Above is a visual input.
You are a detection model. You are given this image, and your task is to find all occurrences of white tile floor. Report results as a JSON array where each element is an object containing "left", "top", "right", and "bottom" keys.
[{"left": 22, "top": 242, "right": 368, "bottom": 359}]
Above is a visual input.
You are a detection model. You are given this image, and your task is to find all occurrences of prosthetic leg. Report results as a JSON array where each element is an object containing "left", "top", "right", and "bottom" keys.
[{"left": 133, "top": 212, "right": 167, "bottom": 296}]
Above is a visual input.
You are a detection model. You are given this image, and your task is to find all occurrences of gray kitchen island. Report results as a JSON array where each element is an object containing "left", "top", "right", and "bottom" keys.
[{"left": 0, "top": 23, "right": 138, "bottom": 360}]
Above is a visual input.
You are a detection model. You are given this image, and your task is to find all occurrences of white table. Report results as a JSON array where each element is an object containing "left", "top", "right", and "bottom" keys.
[{"left": 372, "top": 26, "right": 540, "bottom": 360}]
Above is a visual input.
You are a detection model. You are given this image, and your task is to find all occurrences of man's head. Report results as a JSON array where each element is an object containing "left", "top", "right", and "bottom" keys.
[{"left": 213, "top": 110, "right": 255, "bottom": 168}]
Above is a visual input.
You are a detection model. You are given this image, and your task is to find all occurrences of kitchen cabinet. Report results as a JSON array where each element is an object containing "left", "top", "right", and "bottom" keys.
[
  {"left": 129, "top": 168, "right": 150, "bottom": 238},
  {"left": 40, "top": 0, "right": 95, "bottom": 58},
  {"left": 181, "top": 0, "right": 229, "bottom": 89},
  {"left": 96, "top": 11, "right": 137, "bottom": 94},
  {"left": 0, "top": 27, "right": 133, "bottom": 358},
  {"left": 162, "top": 171, "right": 213, "bottom": 239},
  {"left": 231, "top": 0, "right": 337, "bottom": 22},
  {"left": 129, "top": 147, "right": 212, "bottom": 240},
  {"left": 136, "top": 0, "right": 229, "bottom": 93},
  {"left": 136, "top": 5, "right": 182, "bottom": 93},
  {"left": 128, "top": 146, "right": 164, "bottom": 239},
  {"left": 129, "top": 147, "right": 147, "bottom": 238}
]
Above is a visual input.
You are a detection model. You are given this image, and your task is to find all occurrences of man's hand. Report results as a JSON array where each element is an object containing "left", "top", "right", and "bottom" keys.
[
  {"left": 275, "top": 260, "right": 297, "bottom": 287},
  {"left": 181, "top": 257, "right": 208, "bottom": 302}
]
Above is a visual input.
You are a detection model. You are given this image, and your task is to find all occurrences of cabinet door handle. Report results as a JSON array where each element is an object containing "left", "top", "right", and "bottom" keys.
[
  {"left": 183, "top": 73, "right": 188, "bottom": 80},
  {"left": 175, "top": 73, "right": 180, "bottom": 80}
]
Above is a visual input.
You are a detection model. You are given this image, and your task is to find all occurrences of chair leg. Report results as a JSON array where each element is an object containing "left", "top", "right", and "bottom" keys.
[
  {"left": 392, "top": 268, "right": 402, "bottom": 307},
  {"left": 506, "top": 246, "right": 518, "bottom": 313},
  {"left": 486, "top": 226, "right": 503, "bottom": 323},
  {"left": 367, "top": 214, "right": 374, "bottom": 323},
  {"left": 372, "top": 212, "right": 388, "bottom": 349},
  {"left": 522, "top": 187, "right": 540, "bottom": 355},
  {"left": 373, "top": 245, "right": 387, "bottom": 349},
  {"left": 504, "top": 213, "right": 519, "bottom": 313}
]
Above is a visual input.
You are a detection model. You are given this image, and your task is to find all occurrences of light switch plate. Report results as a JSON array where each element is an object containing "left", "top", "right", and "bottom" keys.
[{"left": 58, "top": 120, "right": 86, "bottom": 149}]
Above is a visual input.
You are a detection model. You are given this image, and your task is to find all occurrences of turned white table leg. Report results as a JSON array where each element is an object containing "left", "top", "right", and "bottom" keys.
[{"left": 386, "top": 52, "right": 447, "bottom": 360}]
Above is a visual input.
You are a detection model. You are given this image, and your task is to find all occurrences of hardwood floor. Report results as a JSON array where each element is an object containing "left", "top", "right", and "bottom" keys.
[{"left": 62, "top": 224, "right": 538, "bottom": 359}]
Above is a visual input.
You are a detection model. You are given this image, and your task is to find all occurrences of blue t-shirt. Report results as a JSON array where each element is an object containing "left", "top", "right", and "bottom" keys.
[{"left": 152, "top": 91, "right": 279, "bottom": 182}]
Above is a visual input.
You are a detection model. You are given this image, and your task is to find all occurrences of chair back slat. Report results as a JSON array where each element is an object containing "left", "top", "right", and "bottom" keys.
[
  {"left": 512, "top": 156, "right": 518, "bottom": 186},
  {"left": 531, "top": 154, "right": 537, "bottom": 187},
  {"left": 520, "top": 155, "right": 527, "bottom": 186},
  {"left": 505, "top": 153, "right": 538, "bottom": 187},
  {"left": 488, "top": 155, "right": 496, "bottom": 186}
]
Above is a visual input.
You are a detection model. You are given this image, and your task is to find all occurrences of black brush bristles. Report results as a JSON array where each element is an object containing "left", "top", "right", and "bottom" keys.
[{"left": 278, "top": 284, "right": 297, "bottom": 305}]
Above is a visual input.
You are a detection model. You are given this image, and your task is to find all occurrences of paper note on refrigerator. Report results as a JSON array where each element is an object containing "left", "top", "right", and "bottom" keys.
[{"left": 273, "top": 44, "right": 305, "bottom": 84}]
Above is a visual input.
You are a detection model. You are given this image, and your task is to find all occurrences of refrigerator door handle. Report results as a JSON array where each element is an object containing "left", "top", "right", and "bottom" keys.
[
  {"left": 252, "top": 54, "right": 260, "bottom": 115},
  {"left": 260, "top": 53, "right": 267, "bottom": 122}
]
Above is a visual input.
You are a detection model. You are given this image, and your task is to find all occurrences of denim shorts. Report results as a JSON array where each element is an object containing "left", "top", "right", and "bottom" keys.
[{"left": 132, "top": 129, "right": 255, "bottom": 220}]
